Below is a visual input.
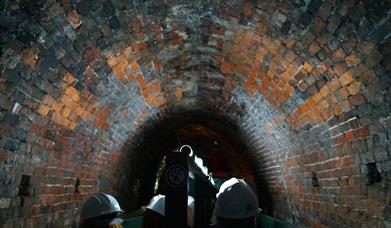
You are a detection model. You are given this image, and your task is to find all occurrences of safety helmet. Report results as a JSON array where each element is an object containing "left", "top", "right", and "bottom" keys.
[
  {"left": 146, "top": 194, "right": 165, "bottom": 216},
  {"left": 145, "top": 194, "right": 195, "bottom": 227},
  {"left": 214, "top": 178, "right": 261, "bottom": 219},
  {"left": 187, "top": 196, "right": 195, "bottom": 227},
  {"left": 145, "top": 194, "right": 195, "bottom": 216},
  {"left": 80, "top": 193, "right": 123, "bottom": 225}
]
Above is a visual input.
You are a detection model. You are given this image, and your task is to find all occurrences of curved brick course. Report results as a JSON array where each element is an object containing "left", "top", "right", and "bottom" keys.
[{"left": 0, "top": 0, "right": 390, "bottom": 227}]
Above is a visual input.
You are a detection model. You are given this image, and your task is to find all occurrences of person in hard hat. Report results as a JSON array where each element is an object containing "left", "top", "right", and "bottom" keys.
[
  {"left": 79, "top": 193, "right": 124, "bottom": 228},
  {"left": 141, "top": 194, "right": 165, "bottom": 228},
  {"left": 142, "top": 194, "right": 195, "bottom": 228},
  {"left": 210, "top": 178, "right": 262, "bottom": 228}
]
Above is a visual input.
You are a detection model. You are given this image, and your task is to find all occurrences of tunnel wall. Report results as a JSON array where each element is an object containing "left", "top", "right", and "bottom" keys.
[{"left": 0, "top": 0, "right": 390, "bottom": 227}]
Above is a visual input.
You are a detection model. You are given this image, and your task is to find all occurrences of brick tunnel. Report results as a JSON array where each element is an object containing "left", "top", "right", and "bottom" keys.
[{"left": 0, "top": 0, "right": 390, "bottom": 227}]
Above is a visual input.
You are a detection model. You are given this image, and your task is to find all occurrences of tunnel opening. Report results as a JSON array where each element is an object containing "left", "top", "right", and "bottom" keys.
[{"left": 113, "top": 106, "right": 275, "bottom": 217}]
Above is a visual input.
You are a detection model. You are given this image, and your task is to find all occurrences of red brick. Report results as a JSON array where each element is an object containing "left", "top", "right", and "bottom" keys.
[
  {"left": 356, "top": 127, "right": 370, "bottom": 138},
  {"left": 321, "top": 110, "right": 333, "bottom": 121},
  {"left": 216, "top": 39, "right": 224, "bottom": 49},
  {"left": 319, "top": 85, "right": 330, "bottom": 98},
  {"left": 83, "top": 46, "right": 100, "bottom": 62},
  {"left": 131, "top": 42, "right": 148, "bottom": 51},
  {"left": 339, "top": 71, "right": 354, "bottom": 86},
  {"left": 221, "top": 62, "right": 232, "bottom": 74},
  {"left": 68, "top": 121, "right": 77, "bottom": 130},
  {"left": 348, "top": 94, "right": 365, "bottom": 107},
  {"left": 359, "top": 41, "right": 376, "bottom": 54},
  {"left": 61, "top": 106, "right": 72, "bottom": 118},
  {"left": 68, "top": 10, "right": 81, "bottom": 29},
  {"left": 332, "top": 48, "right": 346, "bottom": 62},
  {"left": 345, "top": 53, "right": 361, "bottom": 67},
  {"left": 107, "top": 53, "right": 125, "bottom": 67},
  {"left": 328, "top": 79, "right": 341, "bottom": 92},
  {"left": 285, "top": 50, "right": 297, "bottom": 63},
  {"left": 234, "top": 65, "right": 246, "bottom": 74},
  {"left": 347, "top": 81, "right": 361, "bottom": 95},
  {"left": 327, "top": 94, "right": 338, "bottom": 105},
  {"left": 60, "top": 95, "right": 76, "bottom": 110},
  {"left": 0, "top": 150, "right": 10, "bottom": 161},
  {"left": 37, "top": 105, "right": 50, "bottom": 116},
  {"left": 148, "top": 81, "right": 161, "bottom": 95},
  {"left": 242, "top": 1, "right": 254, "bottom": 17},
  {"left": 244, "top": 76, "right": 257, "bottom": 96},
  {"left": 64, "top": 86, "right": 79, "bottom": 99},
  {"left": 232, "top": 29, "right": 243, "bottom": 44},
  {"left": 333, "top": 63, "right": 348, "bottom": 76},
  {"left": 319, "top": 99, "right": 330, "bottom": 109},
  {"left": 344, "top": 131, "right": 354, "bottom": 141},
  {"left": 308, "top": 41, "right": 321, "bottom": 55},
  {"left": 312, "top": 93, "right": 322, "bottom": 103},
  {"left": 112, "top": 64, "right": 126, "bottom": 79},
  {"left": 337, "top": 87, "right": 350, "bottom": 99},
  {"left": 42, "top": 95, "right": 55, "bottom": 106},
  {"left": 284, "top": 85, "right": 294, "bottom": 97},
  {"left": 302, "top": 63, "right": 313, "bottom": 72},
  {"left": 63, "top": 73, "right": 76, "bottom": 85},
  {"left": 213, "top": 55, "right": 225, "bottom": 63},
  {"left": 136, "top": 75, "right": 147, "bottom": 90},
  {"left": 22, "top": 47, "right": 39, "bottom": 67},
  {"left": 361, "top": 69, "right": 377, "bottom": 85},
  {"left": 211, "top": 26, "right": 225, "bottom": 36},
  {"left": 339, "top": 100, "right": 352, "bottom": 112},
  {"left": 333, "top": 104, "right": 342, "bottom": 115}
]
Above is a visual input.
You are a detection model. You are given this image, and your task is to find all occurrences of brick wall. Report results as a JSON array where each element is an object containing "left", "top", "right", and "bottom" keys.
[{"left": 0, "top": 0, "right": 390, "bottom": 227}]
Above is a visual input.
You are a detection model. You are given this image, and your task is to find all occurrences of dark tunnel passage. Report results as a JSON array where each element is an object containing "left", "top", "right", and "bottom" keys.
[{"left": 113, "top": 107, "right": 274, "bottom": 216}]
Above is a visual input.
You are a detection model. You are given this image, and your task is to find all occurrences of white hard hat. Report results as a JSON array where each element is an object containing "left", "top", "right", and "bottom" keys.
[
  {"left": 146, "top": 194, "right": 166, "bottom": 215},
  {"left": 187, "top": 196, "right": 195, "bottom": 228},
  {"left": 145, "top": 194, "right": 195, "bottom": 227},
  {"left": 214, "top": 178, "right": 261, "bottom": 219},
  {"left": 80, "top": 193, "right": 123, "bottom": 225}
]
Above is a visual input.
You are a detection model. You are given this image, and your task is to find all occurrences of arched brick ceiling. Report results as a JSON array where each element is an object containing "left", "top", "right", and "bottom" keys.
[{"left": 0, "top": 0, "right": 390, "bottom": 227}]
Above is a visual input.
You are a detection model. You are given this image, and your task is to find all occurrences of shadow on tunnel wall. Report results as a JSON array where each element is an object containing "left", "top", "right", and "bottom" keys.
[{"left": 112, "top": 105, "right": 274, "bottom": 217}]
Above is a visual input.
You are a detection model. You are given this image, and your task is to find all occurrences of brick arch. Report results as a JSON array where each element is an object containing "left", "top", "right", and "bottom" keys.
[
  {"left": 111, "top": 102, "right": 275, "bottom": 214},
  {"left": 0, "top": 0, "right": 390, "bottom": 227}
]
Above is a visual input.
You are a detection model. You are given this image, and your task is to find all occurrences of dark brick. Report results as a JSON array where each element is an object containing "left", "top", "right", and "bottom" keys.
[
  {"left": 42, "top": 52, "right": 59, "bottom": 70},
  {"left": 73, "top": 81, "right": 85, "bottom": 92},
  {"left": 4, "top": 69, "right": 21, "bottom": 87},
  {"left": 307, "top": 0, "right": 322, "bottom": 14},
  {"left": 327, "top": 16, "right": 342, "bottom": 34},
  {"left": 280, "top": 21, "right": 291, "bottom": 35},
  {"left": 3, "top": 113, "right": 19, "bottom": 126},
  {"left": 299, "top": 11, "right": 314, "bottom": 27},
  {"left": 315, "top": 77, "right": 327, "bottom": 89},
  {"left": 381, "top": 54, "right": 391, "bottom": 71},
  {"left": 108, "top": 16, "right": 121, "bottom": 30},
  {"left": 3, "top": 139, "right": 17, "bottom": 151},
  {"left": 327, "top": 37, "right": 340, "bottom": 51},
  {"left": 102, "top": 2, "right": 116, "bottom": 18},
  {"left": 0, "top": 95, "right": 12, "bottom": 111},
  {"left": 262, "top": 52, "right": 272, "bottom": 72},
  {"left": 366, "top": 163, "right": 381, "bottom": 185},
  {"left": 11, "top": 128, "right": 27, "bottom": 142}
]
